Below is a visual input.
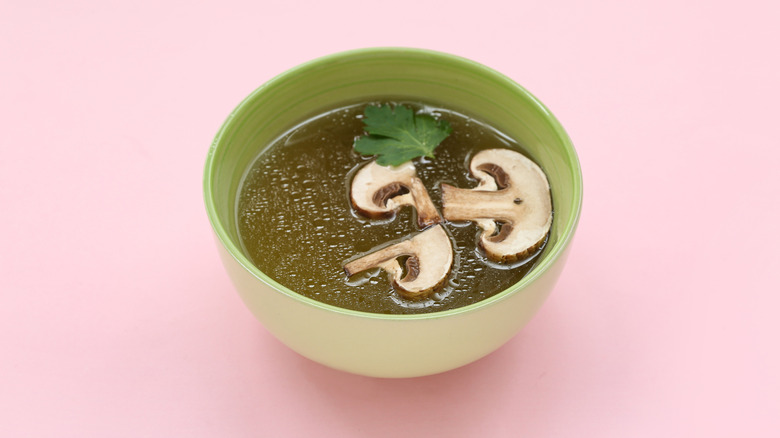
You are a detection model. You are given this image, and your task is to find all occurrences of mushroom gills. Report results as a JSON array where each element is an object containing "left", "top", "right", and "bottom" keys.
[
  {"left": 343, "top": 225, "right": 453, "bottom": 299},
  {"left": 441, "top": 148, "right": 552, "bottom": 263}
]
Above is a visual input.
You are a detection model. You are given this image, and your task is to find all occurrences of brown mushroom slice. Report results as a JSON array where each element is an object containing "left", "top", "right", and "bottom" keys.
[
  {"left": 343, "top": 225, "right": 453, "bottom": 299},
  {"left": 441, "top": 148, "right": 552, "bottom": 263},
  {"left": 350, "top": 160, "right": 441, "bottom": 228}
]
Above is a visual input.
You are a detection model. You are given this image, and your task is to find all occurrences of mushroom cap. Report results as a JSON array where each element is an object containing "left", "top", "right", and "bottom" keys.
[
  {"left": 343, "top": 225, "right": 453, "bottom": 299},
  {"left": 441, "top": 148, "right": 552, "bottom": 262},
  {"left": 351, "top": 161, "right": 416, "bottom": 217}
]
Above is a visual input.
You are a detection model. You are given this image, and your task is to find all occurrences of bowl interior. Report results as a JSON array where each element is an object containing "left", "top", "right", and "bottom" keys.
[{"left": 204, "top": 48, "right": 582, "bottom": 316}]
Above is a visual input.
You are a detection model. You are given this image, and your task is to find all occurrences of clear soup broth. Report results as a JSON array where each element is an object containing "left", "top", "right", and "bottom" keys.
[{"left": 237, "top": 102, "right": 549, "bottom": 314}]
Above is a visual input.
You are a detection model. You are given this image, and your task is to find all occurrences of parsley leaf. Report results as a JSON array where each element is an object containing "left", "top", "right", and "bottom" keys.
[{"left": 354, "top": 104, "right": 452, "bottom": 167}]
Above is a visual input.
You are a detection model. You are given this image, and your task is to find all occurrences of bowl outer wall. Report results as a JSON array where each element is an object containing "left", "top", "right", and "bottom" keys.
[
  {"left": 215, "top": 233, "right": 574, "bottom": 377},
  {"left": 204, "top": 48, "right": 583, "bottom": 377}
]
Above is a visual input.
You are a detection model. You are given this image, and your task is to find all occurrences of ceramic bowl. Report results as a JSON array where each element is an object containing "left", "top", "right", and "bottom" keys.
[{"left": 203, "top": 48, "right": 582, "bottom": 377}]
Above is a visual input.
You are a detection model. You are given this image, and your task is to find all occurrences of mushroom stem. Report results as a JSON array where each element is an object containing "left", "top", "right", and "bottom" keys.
[
  {"left": 441, "top": 187, "right": 522, "bottom": 225},
  {"left": 408, "top": 177, "right": 441, "bottom": 228},
  {"left": 343, "top": 242, "right": 412, "bottom": 278}
]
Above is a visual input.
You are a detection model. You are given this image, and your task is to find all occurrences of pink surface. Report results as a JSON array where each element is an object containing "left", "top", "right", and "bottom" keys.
[{"left": 2, "top": 0, "right": 779, "bottom": 436}]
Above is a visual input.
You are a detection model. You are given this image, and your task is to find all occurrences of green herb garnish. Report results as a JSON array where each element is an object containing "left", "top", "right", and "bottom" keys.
[{"left": 354, "top": 104, "right": 452, "bottom": 167}]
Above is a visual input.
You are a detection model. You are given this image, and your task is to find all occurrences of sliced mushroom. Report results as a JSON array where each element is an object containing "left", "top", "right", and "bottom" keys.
[
  {"left": 350, "top": 160, "right": 441, "bottom": 228},
  {"left": 343, "top": 225, "right": 453, "bottom": 299},
  {"left": 441, "top": 148, "right": 552, "bottom": 263}
]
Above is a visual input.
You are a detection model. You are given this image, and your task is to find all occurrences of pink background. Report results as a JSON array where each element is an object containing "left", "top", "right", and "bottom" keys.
[{"left": 2, "top": 0, "right": 779, "bottom": 436}]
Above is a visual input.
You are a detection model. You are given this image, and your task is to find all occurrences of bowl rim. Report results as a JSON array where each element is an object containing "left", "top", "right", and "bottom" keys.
[{"left": 203, "top": 47, "right": 583, "bottom": 321}]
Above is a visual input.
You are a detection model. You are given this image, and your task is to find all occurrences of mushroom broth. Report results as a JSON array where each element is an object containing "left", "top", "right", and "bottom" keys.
[{"left": 237, "top": 102, "right": 548, "bottom": 314}]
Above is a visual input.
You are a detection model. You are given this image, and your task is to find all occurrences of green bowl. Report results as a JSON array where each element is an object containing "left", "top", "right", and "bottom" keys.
[{"left": 204, "top": 48, "right": 583, "bottom": 378}]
